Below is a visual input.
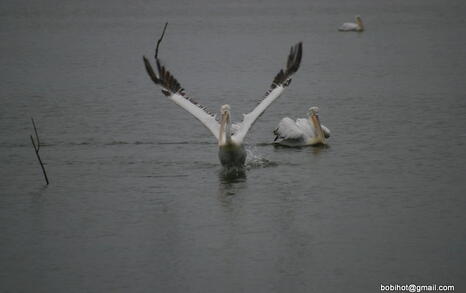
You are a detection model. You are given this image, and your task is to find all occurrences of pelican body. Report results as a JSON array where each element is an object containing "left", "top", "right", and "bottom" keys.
[
  {"left": 219, "top": 144, "right": 247, "bottom": 167},
  {"left": 339, "top": 16, "right": 364, "bottom": 32},
  {"left": 273, "top": 107, "right": 330, "bottom": 147},
  {"left": 143, "top": 42, "right": 303, "bottom": 167},
  {"left": 217, "top": 105, "right": 247, "bottom": 166}
]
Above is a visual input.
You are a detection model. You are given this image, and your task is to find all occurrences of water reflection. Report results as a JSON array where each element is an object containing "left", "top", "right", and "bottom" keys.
[
  {"left": 219, "top": 167, "right": 247, "bottom": 184},
  {"left": 273, "top": 143, "right": 330, "bottom": 155},
  {"left": 217, "top": 167, "right": 247, "bottom": 198},
  {"left": 310, "top": 143, "right": 330, "bottom": 155}
]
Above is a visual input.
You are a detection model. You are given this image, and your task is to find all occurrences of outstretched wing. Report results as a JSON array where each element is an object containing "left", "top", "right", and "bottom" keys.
[
  {"left": 232, "top": 42, "right": 303, "bottom": 143},
  {"left": 143, "top": 57, "right": 220, "bottom": 140}
]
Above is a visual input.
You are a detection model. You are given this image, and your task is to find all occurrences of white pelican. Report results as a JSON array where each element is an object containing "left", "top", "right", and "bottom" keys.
[
  {"left": 143, "top": 42, "right": 302, "bottom": 167},
  {"left": 338, "top": 15, "right": 364, "bottom": 32},
  {"left": 273, "top": 107, "right": 330, "bottom": 147}
]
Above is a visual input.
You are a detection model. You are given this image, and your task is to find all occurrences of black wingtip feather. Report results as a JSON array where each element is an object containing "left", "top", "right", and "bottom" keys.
[
  {"left": 143, "top": 56, "right": 160, "bottom": 84},
  {"left": 143, "top": 55, "right": 216, "bottom": 117},
  {"left": 270, "top": 42, "right": 303, "bottom": 88}
]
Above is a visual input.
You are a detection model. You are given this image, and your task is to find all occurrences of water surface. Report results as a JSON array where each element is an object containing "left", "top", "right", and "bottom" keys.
[{"left": 1, "top": 0, "right": 465, "bottom": 292}]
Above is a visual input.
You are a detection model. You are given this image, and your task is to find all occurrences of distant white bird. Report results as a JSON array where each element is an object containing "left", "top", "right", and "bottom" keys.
[
  {"left": 339, "top": 15, "right": 364, "bottom": 32},
  {"left": 273, "top": 107, "right": 330, "bottom": 147},
  {"left": 143, "top": 42, "right": 303, "bottom": 167}
]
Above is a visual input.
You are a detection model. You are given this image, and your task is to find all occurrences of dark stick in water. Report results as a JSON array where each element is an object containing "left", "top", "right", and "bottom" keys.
[
  {"left": 154, "top": 22, "right": 168, "bottom": 59},
  {"left": 30, "top": 118, "right": 49, "bottom": 185}
]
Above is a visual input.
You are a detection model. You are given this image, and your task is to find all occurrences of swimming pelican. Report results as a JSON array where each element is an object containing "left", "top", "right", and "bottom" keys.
[
  {"left": 143, "top": 42, "right": 302, "bottom": 167},
  {"left": 338, "top": 15, "right": 364, "bottom": 32},
  {"left": 273, "top": 107, "right": 330, "bottom": 147}
]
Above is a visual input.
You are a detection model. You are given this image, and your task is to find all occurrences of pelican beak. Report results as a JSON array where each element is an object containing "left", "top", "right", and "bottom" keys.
[
  {"left": 311, "top": 113, "right": 326, "bottom": 144},
  {"left": 219, "top": 111, "right": 229, "bottom": 145},
  {"left": 221, "top": 111, "right": 230, "bottom": 127}
]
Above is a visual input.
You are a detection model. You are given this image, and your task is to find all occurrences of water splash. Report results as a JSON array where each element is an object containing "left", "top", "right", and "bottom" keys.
[{"left": 245, "top": 146, "right": 277, "bottom": 169}]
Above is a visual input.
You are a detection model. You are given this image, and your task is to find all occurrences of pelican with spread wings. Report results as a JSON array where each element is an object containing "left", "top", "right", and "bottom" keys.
[{"left": 143, "top": 42, "right": 302, "bottom": 167}]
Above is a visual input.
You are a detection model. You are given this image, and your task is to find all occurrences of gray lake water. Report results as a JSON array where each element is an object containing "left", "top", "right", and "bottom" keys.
[{"left": 1, "top": 0, "right": 466, "bottom": 292}]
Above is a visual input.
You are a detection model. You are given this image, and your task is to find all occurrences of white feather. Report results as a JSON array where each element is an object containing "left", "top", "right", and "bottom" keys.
[
  {"left": 276, "top": 117, "right": 304, "bottom": 139},
  {"left": 295, "top": 118, "right": 315, "bottom": 138},
  {"left": 321, "top": 125, "right": 331, "bottom": 137},
  {"left": 339, "top": 22, "right": 359, "bottom": 31},
  {"left": 233, "top": 85, "right": 286, "bottom": 143},
  {"left": 168, "top": 92, "right": 220, "bottom": 140}
]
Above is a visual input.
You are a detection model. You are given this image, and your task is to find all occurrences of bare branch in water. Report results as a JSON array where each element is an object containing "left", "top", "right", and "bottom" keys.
[
  {"left": 154, "top": 22, "right": 168, "bottom": 59},
  {"left": 30, "top": 118, "right": 49, "bottom": 185},
  {"left": 31, "top": 117, "right": 40, "bottom": 151}
]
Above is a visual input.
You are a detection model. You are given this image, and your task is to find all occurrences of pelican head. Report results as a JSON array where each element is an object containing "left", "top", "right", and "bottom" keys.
[
  {"left": 308, "top": 106, "right": 325, "bottom": 143},
  {"left": 355, "top": 15, "right": 364, "bottom": 31},
  {"left": 308, "top": 106, "right": 320, "bottom": 116},
  {"left": 221, "top": 104, "right": 231, "bottom": 115}
]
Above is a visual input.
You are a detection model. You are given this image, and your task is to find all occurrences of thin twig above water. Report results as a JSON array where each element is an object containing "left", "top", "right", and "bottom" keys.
[
  {"left": 154, "top": 22, "right": 168, "bottom": 59},
  {"left": 30, "top": 117, "right": 49, "bottom": 185}
]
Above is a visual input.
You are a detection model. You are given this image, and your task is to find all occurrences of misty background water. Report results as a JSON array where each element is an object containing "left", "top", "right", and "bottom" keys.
[{"left": 1, "top": 0, "right": 465, "bottom": 292}]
